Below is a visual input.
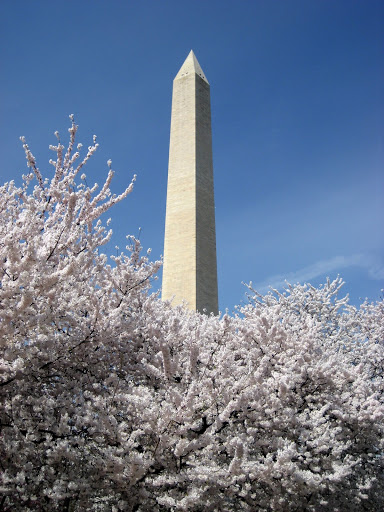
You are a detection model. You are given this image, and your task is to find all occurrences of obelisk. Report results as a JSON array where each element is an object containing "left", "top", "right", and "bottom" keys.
[{"left": 162, "top": 50, "right": 218, "bottom": 315}]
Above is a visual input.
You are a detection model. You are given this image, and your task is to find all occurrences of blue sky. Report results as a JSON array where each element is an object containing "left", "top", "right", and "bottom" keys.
[{"left": 1, "top": 0, "right": 383, "bottom": 312}]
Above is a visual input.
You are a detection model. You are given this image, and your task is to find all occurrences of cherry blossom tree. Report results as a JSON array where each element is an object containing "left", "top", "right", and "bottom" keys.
[{"left": 1, "top": 120, "right": 383, "bottom": 511}]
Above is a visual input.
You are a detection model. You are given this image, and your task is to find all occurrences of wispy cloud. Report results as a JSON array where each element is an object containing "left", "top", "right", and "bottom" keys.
[{"left": 252, "top": 254, "right": 384, "bottom": 293}]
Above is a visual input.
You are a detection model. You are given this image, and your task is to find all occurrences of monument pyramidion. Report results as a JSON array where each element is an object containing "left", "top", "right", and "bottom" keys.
[{"left": 162, "top": 51, "right": 218, "bottom": 315}]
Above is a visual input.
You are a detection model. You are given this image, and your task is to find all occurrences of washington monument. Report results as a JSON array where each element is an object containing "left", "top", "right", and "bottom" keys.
[{"left": 162, "top": 50, "right": 218, "bottom": 315}]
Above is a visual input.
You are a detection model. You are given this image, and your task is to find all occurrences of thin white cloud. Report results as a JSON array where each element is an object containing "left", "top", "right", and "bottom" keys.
[{"left": 252, "top": 254, "right": 384, "bottom": 293}]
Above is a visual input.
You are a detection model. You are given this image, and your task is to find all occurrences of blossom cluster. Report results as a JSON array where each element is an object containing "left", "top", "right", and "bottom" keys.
[{"left": 1, "top": 122, "right": 383, "bottom": 511}]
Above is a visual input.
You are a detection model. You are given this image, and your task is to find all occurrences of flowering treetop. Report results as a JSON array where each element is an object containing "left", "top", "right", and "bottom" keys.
[{"left": 0, "top": 120, "right": 383, "bottom": 511}]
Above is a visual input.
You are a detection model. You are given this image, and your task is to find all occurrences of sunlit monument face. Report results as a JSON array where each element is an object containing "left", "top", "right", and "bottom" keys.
[{"left": 162, "top": 51, "right": 218, "bottom": 315}]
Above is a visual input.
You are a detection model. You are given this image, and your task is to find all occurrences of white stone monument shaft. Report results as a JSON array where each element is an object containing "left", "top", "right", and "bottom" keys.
[{"left": 162, "top": 51, "right": 218, "bottom": 315}]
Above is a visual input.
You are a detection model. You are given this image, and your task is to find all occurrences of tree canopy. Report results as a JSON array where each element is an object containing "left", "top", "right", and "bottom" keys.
[{"left": 1, "top": 120, "right": 383, "bottom": 511}]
